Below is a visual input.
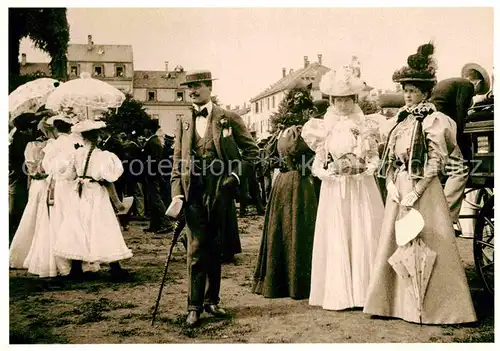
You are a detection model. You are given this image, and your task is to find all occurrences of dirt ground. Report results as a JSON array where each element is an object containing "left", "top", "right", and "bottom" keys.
[{"left": 9, "top": 210, "right": 494, "bottom": 344}]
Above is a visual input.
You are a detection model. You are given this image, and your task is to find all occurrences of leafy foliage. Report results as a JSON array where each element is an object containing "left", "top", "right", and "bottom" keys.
[
  {"left": 9, "top": 71, "right": 48, "bottom": 94},
  {"left": 269, "top": 83, "right": 315, "bottom": 132},
  {"left": 102, "top": 94, "right": 152, "bottom": 137},
  {"left": 9, "top": 8, "right": 70, "bottom": 80},
  {"left": 358, "top": 96, "right": 380, "bottom": 115}
]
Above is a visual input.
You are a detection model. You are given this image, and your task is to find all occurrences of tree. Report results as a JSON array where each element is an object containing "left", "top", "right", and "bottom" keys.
[
  {"left": 9, "top": 8, "right": 70, "bottom": 81},
  {"left": 358, "top": 96, "right": 380, "bottom": 115},
  {"left": 102, "top": 94, "right": 153, "bottom": 137},
  {"left": 269, "top": 82, "right": 315, "bottom": 132}
]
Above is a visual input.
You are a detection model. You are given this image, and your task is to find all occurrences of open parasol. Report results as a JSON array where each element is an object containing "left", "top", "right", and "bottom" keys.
[
  {"left": 9, "top": 78, "right": 60, "bottom": 123},
  {"left": 45, "top": 72, "right": 126, "bottom": 119},
  {"left": 388, "top": 209, "right": 437, "bottom": 324}
]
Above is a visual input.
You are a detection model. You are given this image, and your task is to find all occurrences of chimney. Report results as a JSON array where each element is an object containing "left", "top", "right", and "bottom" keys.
[
  {"left": 165, "top": 61, "right": 169, "bottom": 72},
  {"left": 282, "top": 67, "right": 286, "bottom": 78},
  {"left": 304, "top": 56, "right": 309, "bottom": 68},
  {"left": 317, "top": 53, "right": 322, "bottom": 65},
  {"left": 88, "top": 34, "right": 93, "bottom": 45},
  {"left": 21, "top": 53, "right": 26, "bottom": 66}
]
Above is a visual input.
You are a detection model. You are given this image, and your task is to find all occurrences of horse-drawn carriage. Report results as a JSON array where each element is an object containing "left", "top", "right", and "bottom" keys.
[{"left": 462, "top": 92, "right": 494, "bottom": 296}]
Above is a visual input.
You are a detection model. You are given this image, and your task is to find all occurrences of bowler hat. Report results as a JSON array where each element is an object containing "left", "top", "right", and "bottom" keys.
[{"left": 180, "top": 70, "right": 218, "bottom": 86}]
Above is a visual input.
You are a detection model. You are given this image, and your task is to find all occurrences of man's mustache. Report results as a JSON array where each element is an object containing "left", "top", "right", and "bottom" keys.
[{"left": 190, "top": 93, "right": 200, "bottom": 98}]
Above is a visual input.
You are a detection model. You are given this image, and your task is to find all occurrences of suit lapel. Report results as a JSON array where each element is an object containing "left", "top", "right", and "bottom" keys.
[
  {"left": 211, "top": 105, "right": 223, "bottom": 159},
  {"left": 183, "top": 113, "right": 195, "bottom": 157}
]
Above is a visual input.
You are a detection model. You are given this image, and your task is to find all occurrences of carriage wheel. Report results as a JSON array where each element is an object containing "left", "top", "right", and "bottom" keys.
[{"left": 473, "top": 195, "right": 494, "bottom": 296}]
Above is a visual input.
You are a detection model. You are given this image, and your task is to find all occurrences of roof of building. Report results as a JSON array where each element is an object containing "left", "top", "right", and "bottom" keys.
[
  {"left": 133, "top": 70, "right": 188, "bottom": 89},
  {"left": 231, "top": 106, "right": 251, "bottom": 116},
  {"left": 67, "top": 44, "right": 133, "bottom": 63},
  {"left": 19, "top": 62, "right": 51, "bottom": 76},
  {"left": 250, "top": 62, "right": 331, "bottom": 102}
]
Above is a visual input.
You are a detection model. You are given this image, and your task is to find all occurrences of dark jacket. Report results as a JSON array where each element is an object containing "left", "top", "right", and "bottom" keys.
[{"left": 430, "top": 78, "right": 474, "bottom": 156}]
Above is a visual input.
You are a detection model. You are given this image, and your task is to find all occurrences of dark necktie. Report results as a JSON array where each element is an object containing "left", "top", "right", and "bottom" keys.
[{"left": 192, "top": 107, "right": 209, "bottom": 118}]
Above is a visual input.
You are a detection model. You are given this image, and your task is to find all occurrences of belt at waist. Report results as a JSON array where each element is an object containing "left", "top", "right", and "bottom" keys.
[
  {"left": 30, "top": 173, "right": 48, "bottom": 180},
  {"left": 77, "top": 176, "right": 109, "bottom": 186}
]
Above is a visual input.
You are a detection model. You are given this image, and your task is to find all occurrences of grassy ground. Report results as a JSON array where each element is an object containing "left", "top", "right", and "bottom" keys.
[{"left": 9, "top": 210, "right": 494, "bottom": 344}]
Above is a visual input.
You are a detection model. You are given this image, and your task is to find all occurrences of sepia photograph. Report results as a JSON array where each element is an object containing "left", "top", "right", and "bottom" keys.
[{"left": 5, "top": 3, "right": 495, "bottom": 345}]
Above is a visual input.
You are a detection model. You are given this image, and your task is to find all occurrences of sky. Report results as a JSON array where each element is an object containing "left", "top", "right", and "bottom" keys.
[{"left": 18, "top": 7, "right": 494, "bottom": 107}]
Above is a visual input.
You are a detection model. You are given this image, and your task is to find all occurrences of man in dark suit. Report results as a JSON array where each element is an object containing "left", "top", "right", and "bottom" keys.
[
  {"left": 430, "top": 63, "right": 491, "bottom": 225},
  {"left": 141, "top": 119, "right": 171, "bottom": 234},
  {"left": 171, "top": 70, "right": 259, "bottom": 326}
]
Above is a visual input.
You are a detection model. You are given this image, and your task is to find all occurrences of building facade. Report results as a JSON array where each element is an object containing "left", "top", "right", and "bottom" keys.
[
  {"left": 67, "top": 35, "right": 134, "bottom": 94},
  {"left": 132, "top": 64, "right": 192, "bottom": 136},
  {"left": 248, "top": 54, "right": 331, "bottom": 137}
]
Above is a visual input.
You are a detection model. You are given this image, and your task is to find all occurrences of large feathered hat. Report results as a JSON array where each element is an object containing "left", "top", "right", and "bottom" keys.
[
  {"left": 320, "top": 66, "right": 366, "bottom": 96},
  {"left": 392, "top": 42, "right": 437, "bottom": 83}
]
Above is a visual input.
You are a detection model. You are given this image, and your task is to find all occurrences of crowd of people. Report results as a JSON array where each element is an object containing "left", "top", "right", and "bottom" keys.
[{"left": 9, "top": 41, "right": 490, "bottom": 328}]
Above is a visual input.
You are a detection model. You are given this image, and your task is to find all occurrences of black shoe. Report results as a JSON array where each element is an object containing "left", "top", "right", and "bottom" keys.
[
  {"left": 186, "top": 311, "right": 200, "bottom": 327},
  {"left": 204, "top": 304, "right": 227, "bottom": 317}
]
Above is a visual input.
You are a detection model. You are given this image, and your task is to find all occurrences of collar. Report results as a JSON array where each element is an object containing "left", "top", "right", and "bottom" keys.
[{"left": 193, "top": 100, "right": 213, "bottom": 116}]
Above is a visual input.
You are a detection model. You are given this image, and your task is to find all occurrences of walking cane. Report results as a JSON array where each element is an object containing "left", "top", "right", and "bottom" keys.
[{"left": 151, "top": 211, "right": 186, "bottom": 325}]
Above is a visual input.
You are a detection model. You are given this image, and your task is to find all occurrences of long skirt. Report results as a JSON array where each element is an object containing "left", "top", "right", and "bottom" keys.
[
  {"left": 252, "top": 171, "right": 318, "bottom": 299},
  {"left": 309, "top": 174, "right": 384, "bottom": 310},
  {"left": 363, "top": 171, "right": 477, "bottom": 324}
]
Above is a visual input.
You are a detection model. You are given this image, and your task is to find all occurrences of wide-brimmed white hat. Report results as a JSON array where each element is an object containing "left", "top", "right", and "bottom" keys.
[
  {"left": 320, "top": 66, "right": 366, "bottom": 97},
  {"left": 46, "top": 114, "right": 74, "bottom": 126},
  {"left": 71, "top": 119, "right": 107, "bottom": 133},
  {"left": 395, "top": 208, "right": 425, "bottom": 246}
]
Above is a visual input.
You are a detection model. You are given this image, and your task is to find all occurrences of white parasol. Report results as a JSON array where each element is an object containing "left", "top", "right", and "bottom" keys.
[
  {"left": 388, "top": 209, "right": 437, "bottom": 324},
  {"left": 9, "top": 78, "right": 60, "bottom": 122},
  {"left": 45, "top": 72, "right": 125, "bottom": 119}
]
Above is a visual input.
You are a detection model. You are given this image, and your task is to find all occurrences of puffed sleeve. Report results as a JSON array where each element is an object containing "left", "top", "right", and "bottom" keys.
[
  {"left": 414, "top": 112, "right": 458, "bottom": 195},
  {"left": 277, "top": 126, "right": 304, "bottom": 157},
  {"left": 24, "top": 142, "right": 40, "bottom": 175},
  {"left": 301, "top": 118, "right": 327, "bottom": 152},
  {"left": 98, "top": 150, "right": 124, "bottom": 183}
]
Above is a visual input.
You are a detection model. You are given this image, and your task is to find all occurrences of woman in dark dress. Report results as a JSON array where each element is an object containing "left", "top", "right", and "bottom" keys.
[{"left": 252, "top": 84, "right": 320, "bottom": 299}]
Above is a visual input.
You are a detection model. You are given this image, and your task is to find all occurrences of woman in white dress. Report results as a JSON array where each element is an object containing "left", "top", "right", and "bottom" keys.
[
  {"left": 9, "top": 117, "right": 68, "bottom": 277},
  {"left": 53, "top": 119, "right": 132, "bottom": 279},
  {"left": 302, "top": 66, "right": 385, "bottom": 311}
]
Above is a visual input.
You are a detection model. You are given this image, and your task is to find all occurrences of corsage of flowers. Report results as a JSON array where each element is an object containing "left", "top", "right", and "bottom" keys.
[
  {"left": 220, "top": 118, "right": 232, "bottom": 137},
  {"left": 350, "top": 127, "right": 360, "bottom": 137}
]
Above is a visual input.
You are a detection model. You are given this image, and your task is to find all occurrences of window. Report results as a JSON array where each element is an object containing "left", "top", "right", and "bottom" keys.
[
  {"left": 70, "top": 64, "right": 79, "bottom": 76},
  {"left": 115, "top": 65, "right": 125, "bottom": 77},
  {"left": 272, "top": 96, "right": 275, "bottom": 108},
  {"left": 147, "top": 90, "right": 156, "bottom": 102},
  {"left": 255, "top": 102, "right": 259, "bottom": 114},
  {"left": 93, "top": 64, "right": 104, "bottom": 77},
  {"left": 176, "top": 91, "right": 184, "bottom": 102},
  {"left": 267, "top": 98, "right": 270, "bottom": 110}
]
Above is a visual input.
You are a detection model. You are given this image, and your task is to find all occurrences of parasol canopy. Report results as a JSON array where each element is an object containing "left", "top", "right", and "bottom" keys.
[
  {"left": 388, "top": 237, "right": 437, "bottom": 324},
  {"left": 45, "top": 72, "right": 126, "bottom": 119},
  {"left": 9, "top": 78, "right": 60, "bottom": 123}
]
